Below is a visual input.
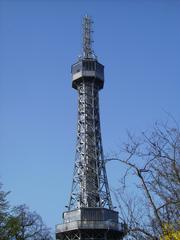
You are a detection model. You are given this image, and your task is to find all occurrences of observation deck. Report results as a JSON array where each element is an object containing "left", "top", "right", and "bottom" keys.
[
  {"left": 71, "top": 58, "right": 104, "bottom": 90},
  {"left": 56, "top": 208, "right": 126, "bottom": 239}
]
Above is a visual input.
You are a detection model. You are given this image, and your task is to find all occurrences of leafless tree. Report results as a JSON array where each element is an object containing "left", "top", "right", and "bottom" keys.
[{"left": 106, "top": 121, "right": 180, "bottom": 239}]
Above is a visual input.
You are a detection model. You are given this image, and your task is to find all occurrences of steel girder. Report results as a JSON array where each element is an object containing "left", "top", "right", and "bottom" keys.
[{"left": 68, "top": 79, "right": 112, "bottom": 210}]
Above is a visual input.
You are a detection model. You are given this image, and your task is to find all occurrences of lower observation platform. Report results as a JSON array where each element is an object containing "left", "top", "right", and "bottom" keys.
[{"left": 56, "top": 208, "right": 126, "bottom": 240}]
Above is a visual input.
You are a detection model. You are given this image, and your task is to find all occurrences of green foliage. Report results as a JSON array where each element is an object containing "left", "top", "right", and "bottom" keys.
[
  {"left": 0, "top": 183, "right": 53, "bottom": 240},
  {"left": 6, "top": 216, "right": 21, "bottom": 239}
]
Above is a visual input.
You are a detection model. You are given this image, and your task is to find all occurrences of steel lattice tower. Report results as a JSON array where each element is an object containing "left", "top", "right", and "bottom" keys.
[{"left": 56, "top": 16, "right": 126, "bottom": 240}]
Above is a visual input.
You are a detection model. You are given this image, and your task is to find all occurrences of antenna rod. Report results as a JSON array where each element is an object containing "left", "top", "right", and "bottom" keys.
[{"left": 83, "top": 15, "right": 94, "bottom": 59}]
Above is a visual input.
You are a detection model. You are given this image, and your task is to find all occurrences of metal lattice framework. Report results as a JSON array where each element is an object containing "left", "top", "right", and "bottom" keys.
[
  {"left": 82, "top": 15, "right": 94, "bottom": 59},
  {"left": 56, "top": 15, "right": 126, "bottom": 240},
  {"left": 59, "top": 229, "right": 122, "bottom": 240},
  {"left": 68, "top": 80, "right": 112, "bottom": 210}
]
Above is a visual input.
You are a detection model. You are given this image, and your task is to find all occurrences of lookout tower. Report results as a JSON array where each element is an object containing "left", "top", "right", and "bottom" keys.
[{"left": 56, "top": 15, "right": 126, "bottom": 240}]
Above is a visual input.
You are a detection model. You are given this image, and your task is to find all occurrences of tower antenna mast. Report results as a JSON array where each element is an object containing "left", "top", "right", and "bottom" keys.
[{"left": 82, "top": 15, "right": 95, "bottom": 59}]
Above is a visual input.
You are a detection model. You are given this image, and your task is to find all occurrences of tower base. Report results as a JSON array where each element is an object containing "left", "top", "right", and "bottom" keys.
[{"left": 56, "top": 208, "right": 126, "bottom": 240}]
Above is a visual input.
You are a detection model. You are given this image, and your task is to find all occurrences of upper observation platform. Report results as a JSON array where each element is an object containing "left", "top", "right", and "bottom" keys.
[{"left": 71, "top": 58, "right": 104, "bottom": 89}]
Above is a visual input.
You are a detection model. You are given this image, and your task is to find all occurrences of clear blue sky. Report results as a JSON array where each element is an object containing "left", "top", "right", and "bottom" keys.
[{"left": 0, "top": 0, "right": 180, "bottom": 233}]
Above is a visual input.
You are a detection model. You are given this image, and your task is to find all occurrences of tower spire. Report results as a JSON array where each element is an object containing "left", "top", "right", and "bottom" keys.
[{"left": 82, "top": 15, "right": 95, "bottom": 59}]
